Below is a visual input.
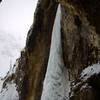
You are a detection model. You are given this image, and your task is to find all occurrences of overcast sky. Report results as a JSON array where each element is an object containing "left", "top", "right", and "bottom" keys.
[
  {"left": 0, "top": 0, "right": 38, "bottom": 77},
  {"left": 0, "top": 0, "right": 37, "bottom": 36}
]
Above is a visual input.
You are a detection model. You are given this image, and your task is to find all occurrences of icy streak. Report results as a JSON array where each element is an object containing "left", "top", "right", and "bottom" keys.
[{"left": 41, "top": 5, "right": 70, "bottom": 100}]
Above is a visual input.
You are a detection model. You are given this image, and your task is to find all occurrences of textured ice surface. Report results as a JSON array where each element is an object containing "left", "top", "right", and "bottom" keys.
[{"left": 41, "top": 5, "right": 70, "bottom": 100}]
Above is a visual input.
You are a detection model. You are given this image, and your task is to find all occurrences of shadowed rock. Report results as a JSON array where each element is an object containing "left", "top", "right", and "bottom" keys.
[{"left": 15, "top": 0, "right": 58, "bottom": 100}]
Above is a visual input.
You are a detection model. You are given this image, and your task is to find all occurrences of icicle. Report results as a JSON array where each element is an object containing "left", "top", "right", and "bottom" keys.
[{"left": 41, "top": 5, "right": 70, "bottom": 100}]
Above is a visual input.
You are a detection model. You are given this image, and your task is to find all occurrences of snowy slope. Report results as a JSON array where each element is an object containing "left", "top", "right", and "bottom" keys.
[
  {"left": 81, "top": 63, "right": 100, "bottom": 81},
  {"left": 0, "top": 61, "right": 19, "bottom": 100},
  {"left": 41, "top": 5, "right": 70, "bottom": 100},
  {"left": 0, "top": 82, "right": 19, "bottom": 100},
  {"left": 0, "top": 31, "right": 23, "bottom": 77}
]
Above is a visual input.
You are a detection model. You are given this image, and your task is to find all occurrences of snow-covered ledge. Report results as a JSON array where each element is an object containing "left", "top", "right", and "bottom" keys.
[{"left": 81, "top": 63, "right": 100, "bottom": 81}]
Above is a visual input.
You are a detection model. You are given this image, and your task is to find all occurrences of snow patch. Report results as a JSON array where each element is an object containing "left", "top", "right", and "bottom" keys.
[
  {"left": 81, "top": 63, "right": 100, "bottom": 81},
  {"left": 0, "top": 82, "right": 19, "bottom": 100},
  {"left": 80, "top": 83, "right": 92, "bottom": 91}
]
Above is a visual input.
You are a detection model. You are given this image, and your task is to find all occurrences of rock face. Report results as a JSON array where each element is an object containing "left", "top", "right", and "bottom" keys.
[
  {"left": 16, "top": 0, "right": 58, "bottom": 100},
  {"left": 0, "top": 0, "right": 100, "bottom": 100},
  {"left": 70, "top": 63, "right": 100, "bottom": 100},
  {"left": 60, "top": 0, "right": 100, "bottom": 80},
  {"left": 59, "top": 0, "right": 100, "bottom": 99}
]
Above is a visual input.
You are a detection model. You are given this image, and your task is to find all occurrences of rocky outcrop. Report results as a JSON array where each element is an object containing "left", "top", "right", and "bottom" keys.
[
  {"left": 70, "top": 63, "right": 100, "bottom": 100},
  {"left": 59, "top": 0, "right": 100, "bottom": 99},
  {"left": 60, "top": 0, "right": 100, "bottom": 80},
  {"left": 15, "top": 0, "right": 58, "bottom": 100}
]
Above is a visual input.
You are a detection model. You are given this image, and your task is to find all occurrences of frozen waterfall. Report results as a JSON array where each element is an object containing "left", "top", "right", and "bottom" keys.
[{"left": 41, "top": 5, "right": 70, "bottom": 100}]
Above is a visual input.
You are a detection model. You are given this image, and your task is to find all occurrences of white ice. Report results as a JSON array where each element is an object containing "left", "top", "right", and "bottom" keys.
[
  {"left": 41, "top": 5, "right": 70, "bottom": 100},
  {"left": 81, "top": 63, "right": 100, "bottom": 81}
]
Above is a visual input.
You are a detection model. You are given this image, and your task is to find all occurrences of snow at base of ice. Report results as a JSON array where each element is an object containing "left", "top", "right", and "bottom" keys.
[
  {"left": 41, "top": 5, "right": 70, "bottom": 100},
  {"left": 81, "top": 63, "right": 100, "bottom": 81},
  {"left": 0, "top": 82, "right": 19, "bottom": 100}
]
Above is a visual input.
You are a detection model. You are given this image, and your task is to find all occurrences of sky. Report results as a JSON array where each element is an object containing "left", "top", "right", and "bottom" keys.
[{"left": 0, "top": 0, "right": 38, "bottom": 77}]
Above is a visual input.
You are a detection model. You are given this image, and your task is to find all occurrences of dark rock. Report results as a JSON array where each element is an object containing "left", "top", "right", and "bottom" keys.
[{"left": 15, "top": 0, "right": 58, "bottom": 100}]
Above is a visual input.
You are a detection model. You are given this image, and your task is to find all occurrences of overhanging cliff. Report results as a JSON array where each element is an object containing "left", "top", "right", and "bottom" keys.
[{"left": 0, "top": 0, "right": 100, "bottom": 100}]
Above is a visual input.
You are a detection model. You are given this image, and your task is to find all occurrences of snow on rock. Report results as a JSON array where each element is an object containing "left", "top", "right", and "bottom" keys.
[
  {"left": 0, "top": 78, "right": 4, "bottom": 92},
  {"left": 41, "top": 5, "right": 70, "bottom": 100},
  {"left": 81, "top": 63, "right": 100, "bottom": 81},
  {"left": 0, "top": 82, "right": 19, "bottom": 100},
  {"left": 0, "top": 60, "right": 19, "bottom": 100},
  {"left": 6, "top": 60, "right": 19, "bottom": 77}
]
